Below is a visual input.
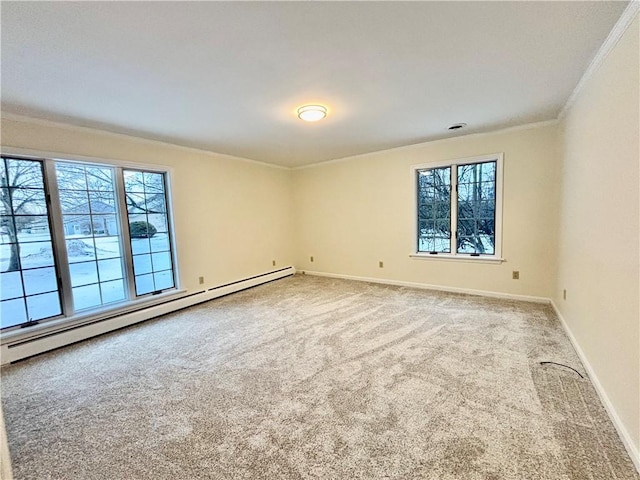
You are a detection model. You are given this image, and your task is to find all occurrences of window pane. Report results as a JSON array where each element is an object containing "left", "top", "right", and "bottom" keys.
[
  {"left": 151, "top": 251, "right": 172, "bottom": 271},
  {"left": 123, "top": 170, "right": 145, "bottom": 192},
  {"left": 146, "top": 193, "right": 166, "bottom": 213},
  {"left": 26, "top": 292, "right": 62, "bottom": 320},
  {"left": 89, "top": 191, "right": 116, "bottom": 213},
  {"left": 135, "top": 274, "right": 154, "bottom": 295},
  {"left": 10, "top": 189, "right": 47, "bottom": 215},
  {"left": 126, "top": 193, "right": 146, "bottom": 213},
  {"left": 7, "top": 159, "right": 44, "bottom": 188},
  {"left": 150, "top": 233, "right": 170, "bottom": 253},
  {"left": 69, "top": 262, "right": 99, "bottom": 287},
  {"left": 0, "top": 243, "right": 18, "bottom": 271},
  {"left": 19, "top": 241, "right": 54, "bottom": 269},
  {"left": 59, "top": 189, "right": 90, "bottom": 214},
  {"left": 0, "top": 188, "right": 10, "bottom": 215},
  {"left": 143, "top": 172, "right": 164, "bottom": 192},
  {"left": 97, "top": 258, "right": 123, "bottom": 282},
  {"left": 95, "top": 236, "right": 121, "bottom": 260},
  {"left": 72, "top": 284, "right": 101, "bottom": 311},
  {"left": 55, "top": 164, "right": 87, "bottom": 190},
  {"left": 0, "top": 271, "right": 23, "bottom": 300},
  {"left": 1, "top": 298, "right": 27, "bottom": 328},
  {"left": 417, "top": 167, "right": 451, "bottom": 253},
  {"left": 133, "top": 254, "right": 152, "bottom": 275},
  {"left": 456, "top": 161, "right": 496, "bottom": 255},
  {"left": 13, "top": 215, "right": 50, "bottom": 241},
  {"left": 91, "top": 214, "right": 118, "bottom": 237},
  {"left": 85, "top": 167, "right": 113, "bottom": 191},
  {"left": 101, "top": 279, "right": 125, "bottom": 304},
  {"left": 154, "top": 270, "right": 174, "bottom": 290},
  {"left": 66, "top": 239, "right": 97, "bottom": 263},
  {"left": 22, "top": 267, "right": 58, "bottom": 295},
  {"left": 131, "top": 238, "right": 151, "bottom": 255},
  {"left": 147, "top": 214, "right": 168, "bottom": 233}
]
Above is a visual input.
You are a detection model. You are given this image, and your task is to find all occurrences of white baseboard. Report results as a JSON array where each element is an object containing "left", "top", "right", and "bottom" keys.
[
  {"left": 301, "top": 269, "right": 550, "bottom": 303},
  {"left": 551, "top": 301, "right": 640, "bottom": 473},
  {"left": 1, "top": 267, "right": 295, "bottom": 365}
]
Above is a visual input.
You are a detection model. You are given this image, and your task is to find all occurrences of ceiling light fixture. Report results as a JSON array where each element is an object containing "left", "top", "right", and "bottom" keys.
[
  {"left": 297, "top": 105, "right": 327, "bottom": 122},
  {"left": 448, "top": 123, "right": 467, "bottom": 130}
]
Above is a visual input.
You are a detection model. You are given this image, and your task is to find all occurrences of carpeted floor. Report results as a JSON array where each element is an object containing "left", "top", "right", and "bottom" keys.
[{"left": 1, "top": 274, "right": 638, "bottom": 479}]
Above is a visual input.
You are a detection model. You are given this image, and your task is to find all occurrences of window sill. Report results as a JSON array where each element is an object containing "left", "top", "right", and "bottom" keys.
[
  {"left": 409, "top": 253, "right": 505, "bottom": 264},
  {"left": 1, "top": 288, "right": 189, "bottom": 345}
]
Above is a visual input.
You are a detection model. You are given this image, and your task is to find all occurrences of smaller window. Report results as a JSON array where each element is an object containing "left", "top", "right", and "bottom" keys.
[
  {"left": 413, "top": 154, "right": 503, "bottom": 260},
  {"left": 123, "top": 169, "right": 176, "bottom": 296}
]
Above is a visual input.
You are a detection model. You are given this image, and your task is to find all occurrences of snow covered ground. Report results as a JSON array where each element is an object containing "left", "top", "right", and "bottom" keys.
[{"left": 1, "top": 231, "right": 173, "bottom": 328}]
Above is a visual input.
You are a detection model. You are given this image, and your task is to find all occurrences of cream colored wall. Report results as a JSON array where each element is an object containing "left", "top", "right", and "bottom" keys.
[
  {"left": 292, "top": 123, "right": 560, "bottom": 299},
  {"left": 0, "top": 117, "right": 294, "bottom": 293},
  {"left": 556, "top": 16, "right": 639, "bottom": 455}
]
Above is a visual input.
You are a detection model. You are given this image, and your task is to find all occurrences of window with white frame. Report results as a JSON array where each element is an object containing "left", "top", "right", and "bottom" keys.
[
  {"left": 413, "top": 154, "right": 503, "bottom": 259},
  {"left": 0, "top": 155, "right": 178, "bottom": 331}
]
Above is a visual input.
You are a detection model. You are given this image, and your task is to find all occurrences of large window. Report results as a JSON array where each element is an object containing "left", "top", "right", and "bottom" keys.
[
  {"left": 413, "top": 154, "right": 503, "bottom": 259},
  {"left": 0, "top": 155, "right": 177, "bottom": 331}
]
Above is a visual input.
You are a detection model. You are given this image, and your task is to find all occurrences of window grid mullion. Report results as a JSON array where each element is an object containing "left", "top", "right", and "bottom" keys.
[{"left": 450, "top": 165, "right": 458, "bottom": 255}]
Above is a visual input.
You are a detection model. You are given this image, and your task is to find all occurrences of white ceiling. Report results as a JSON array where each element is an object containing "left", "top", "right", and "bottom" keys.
[{"left": 1, "top": 1, "right": 628, "bottom": 168}]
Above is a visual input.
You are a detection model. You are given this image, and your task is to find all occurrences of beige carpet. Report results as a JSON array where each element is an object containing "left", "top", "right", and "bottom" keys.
[{"left": 1, "top": 275, "right": 638, "bottom": 479}]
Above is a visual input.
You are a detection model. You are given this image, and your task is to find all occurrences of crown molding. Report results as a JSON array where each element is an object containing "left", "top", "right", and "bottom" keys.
[
  {"left": 293, "top": 119, "right": 558, "bottom": 171},
  {"left": 0, "top": 111, "right": 289, "bottom": 171},
  {"left": 558, "top": 1, "right": 639, "bottom": 120}
]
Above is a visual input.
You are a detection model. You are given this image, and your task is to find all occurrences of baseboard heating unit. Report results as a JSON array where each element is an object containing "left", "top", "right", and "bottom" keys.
[{"left": 1, "top": 267, "right": 295, "bottom": 365}]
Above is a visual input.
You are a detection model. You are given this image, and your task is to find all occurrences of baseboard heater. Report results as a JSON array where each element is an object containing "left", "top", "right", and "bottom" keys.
[{"left": 1, "top": 266, "right": 295, "bottom": 365}]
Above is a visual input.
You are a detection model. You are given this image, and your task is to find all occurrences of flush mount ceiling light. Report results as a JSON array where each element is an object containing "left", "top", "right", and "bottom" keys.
[
  {"left": 448, "top": 123, "right": 467, "bottom": 130},
  {"left": 297, "top": 105, "right": 327, "bottom": 122}
]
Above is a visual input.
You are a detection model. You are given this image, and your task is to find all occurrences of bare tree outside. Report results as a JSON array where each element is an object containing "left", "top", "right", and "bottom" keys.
[{"left": 417, "top": 161, "right": 496, "bottom": 255}]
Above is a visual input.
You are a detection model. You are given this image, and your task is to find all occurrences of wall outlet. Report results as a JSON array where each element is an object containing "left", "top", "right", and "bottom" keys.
[
  {"left": 310, "top": 256, "right": 314, "bottom": 262},
  {"left": 512, "top": 271, "right": 519, "bottom": 280},
  {"left": 563, "top": 289, "right": 567, "bottom": 300},
  {"left": 272, "top": 260, "right": 276, "bottom": 266},
  {"left": 198, "top": 276, "right": 205, "bottom": 285},
  {"left": 379, "top": 261, "right": 384, "bottom": 268}
]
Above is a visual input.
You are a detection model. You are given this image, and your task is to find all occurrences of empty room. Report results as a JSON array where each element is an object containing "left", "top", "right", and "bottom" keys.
[{"left": 0, "top": 1, "right": 638, "bottom": 479}]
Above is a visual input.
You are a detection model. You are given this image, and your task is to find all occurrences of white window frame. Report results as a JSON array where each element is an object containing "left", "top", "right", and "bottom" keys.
[
  {"left": 410, "top": 153, "right": 504, "bottom": 263},
  {"left": 0, "top": 147, "right": 183, "bottom": 337}
]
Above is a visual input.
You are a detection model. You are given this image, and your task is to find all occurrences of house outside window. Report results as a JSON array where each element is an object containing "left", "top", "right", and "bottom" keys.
[{"left": 0, "top": 155, "right": 179, "bottom": 330}]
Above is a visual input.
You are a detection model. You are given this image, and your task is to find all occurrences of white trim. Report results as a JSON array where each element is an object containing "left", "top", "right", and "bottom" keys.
[
  {"left": 0, "top": 267, "right": 295, "bottom": 365},
  {"left": 293, "top": 120, "right": 557, "bottom": 170},
  {"left": 550, "top": 300, "right": 640, "bottom": 473},
  {"left": 1, "top": 146, "right": 176, "bottom": 173},
  {"left": 411, "top": 153, "right": 503, "bottom": 260},
  {"left": 300, "top": 270, "right": 549, "bottom": 304},
  {"left": 0, "top": 112, "right": 288, "bottom": 171},
  {"left": 0, "top": 289, "right": 187, "bottom": 346},
  {"left": 409, "top": 253, "right": 505, "bottom": 264},
  {"left": 558, "top": 1, "right": 639, "bottom": 120}
]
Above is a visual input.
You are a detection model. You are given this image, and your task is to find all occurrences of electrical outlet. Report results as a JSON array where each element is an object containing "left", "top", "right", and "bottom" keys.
[
  {"left": 310, "top": 256, "right": 314, "bottom": 262},
  {"left": 379, "top": 261, "right": 384, "bottom": 268},
  {"left": 512, "top": 271, "right": 519, "bottom": 280},
  {"left": 563, "top": 289, "right": 567, "bottom": 300},
  {"left": 272, "top": 260, "right": 276, "bottom": 266},
  {"left": 198, "top": 276, "right": 205, "bottom": 285}
]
